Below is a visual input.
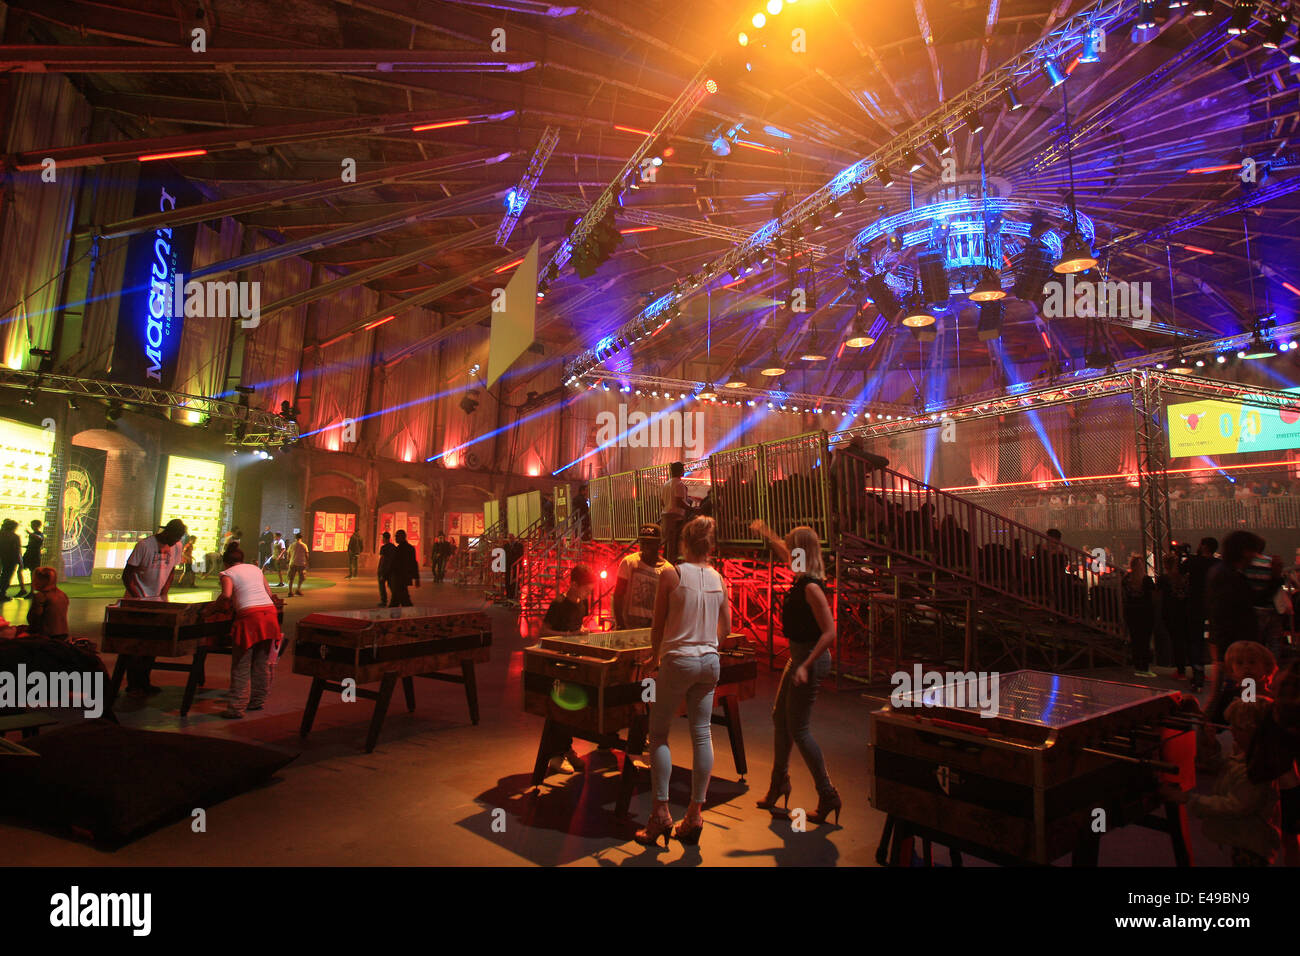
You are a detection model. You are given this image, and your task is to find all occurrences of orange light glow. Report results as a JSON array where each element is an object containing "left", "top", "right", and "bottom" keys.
[
  {"left": 1187, "top": 163, "right": 1242, "bottom": 174},
  {"left": 493, "top": 257, "right": 525, "bottom": 273},
  {"left": 1284, "top": 282, "right": 1300, "bottom": 296},
  {"left": 137, "top": 148, "right": 208, "bottom": 162},
  {"left": 704, "top": 78, "right": 718, "bottom": 94},
  {"left": 614, "top": 125, "right": 652, "bottom": 136},
  {"left": 943, "top": 457, "right": 1300, "bottom": 493},
  {"left": 412, "top": 119, "right": 470, "bottom": 131},
  {"left": 1180, "top": 244, "right": 1214, "bottom": 255},
  {"left": 362, "top": 315, "right": 395, "bottom": 331},
  {"left": 737, "top": 141, "right": 780, "bottom": 155},
  {"left": 619, "top": 226, "right": 658, "bottom": 234}
]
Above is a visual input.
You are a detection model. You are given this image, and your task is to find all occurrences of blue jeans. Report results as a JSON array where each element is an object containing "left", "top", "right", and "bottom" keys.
[
  {"left": 772, "top": 642, "right": 833, "bottom": 796},
  {"left": 648, "top": 653, "right": 719, "bottom": 803}
]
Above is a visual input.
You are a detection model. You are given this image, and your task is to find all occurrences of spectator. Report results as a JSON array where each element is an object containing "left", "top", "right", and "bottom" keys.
[
  {"left": 216, "top": 547, "right": 283, "bottom": 719},
  {"left": 286, "top": 533, "right": 309, "bottom": 597},
  {"left": 1183, "top": 537, "right": 1220, "bottom": 693},
  {"left": 258, "top": 525, "right": 274, "bottom": 568},
  {"left": 385, "top": 528, "right": 419, "bottom": 607},
  {"left": 26, "top": 566, "right": 69, "bottom": 641},
  {"left": 659, "top": 461, "right": 688, "bottom": 563},
  {"left": 1123, "top": 555, "right": 1157, "bottom": 678},
  {"left": 503, "top": 533, "right": 524, "bottom": 602},
  {"left": 263, "top": 532, "right": 286, "bottom": 587},
  {"left": 0, "top": 519, "right": 20, "bottom": 602},
  {"left": 377, "top": 531, "right": 395, "bottom": 606},
  {"left": 1207, "top": 531, "right": 1266, "bottom": 720},
  {"left": 346, "top": 528, "right": 364, "bottom": 579},
  {"left": 1159, "top": 552, "right": 1196, "bottom": 686},
  {"left": 16, "top": 520, "right": 43, "bottom": 598},
  {"left": 121, "top": 519, "right": 187, "bottom": 696},
  {"left": 614, "top": 524, "right": 670, "bottom": 630}
]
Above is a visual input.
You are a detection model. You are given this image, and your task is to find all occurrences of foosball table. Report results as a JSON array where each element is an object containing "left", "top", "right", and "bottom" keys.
[
  {"left": 523, "top": 629, "right": 757, "bottom": 816},
  {"left": 102, "top": 596, "right": 284, "bottom": 716},
  {"left": 869, "top": 670, "right": 1198, "bottom": 866},
  {"left": 294, "top": 605, "right": 492, "bottom": 752}
]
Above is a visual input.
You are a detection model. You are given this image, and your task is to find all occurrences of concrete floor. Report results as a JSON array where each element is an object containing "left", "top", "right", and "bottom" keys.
[{"left": 0, "top": 571, "right": 1254, "bottom": 866}]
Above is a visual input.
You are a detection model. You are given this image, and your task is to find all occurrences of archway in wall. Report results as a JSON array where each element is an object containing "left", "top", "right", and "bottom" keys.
[
  {"left": 69, "top": 429, "right": 150, "bottom": 581},
  {"left": 442, "top": 481, "right": 493, "bottom": 549},
  {"left": 307, "top": 493, "right": 360, "bottom": 569},
  {"left": 377, "top": 477, "right": 430, "bottom": 563}
]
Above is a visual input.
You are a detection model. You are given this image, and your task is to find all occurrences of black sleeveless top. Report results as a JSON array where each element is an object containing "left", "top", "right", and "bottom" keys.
[{"left": 782, "top": 576, "right": 827, "bottom": 644}]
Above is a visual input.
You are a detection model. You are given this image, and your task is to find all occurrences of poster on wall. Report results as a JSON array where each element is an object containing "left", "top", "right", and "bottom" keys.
[
  {"left": 0, "top": 418, "right": 56, "bottom": 539},
  {"left": 61, "top": 447, "right": 107, "bottom": 577},
  {"left": 312, "top": 512, "right": 355, "bottom": 552},
  {"left": 160, "top": 456, "right": 226, "bottom": 553},
  {"left": 109, "top": 174, "right": 201, "bottom": 389},
  {"left": 378, "top": 511, "right": 421, "bottom": 554},
  {"left": 447, "top": 511, "right": 485, "bottom": 539}
]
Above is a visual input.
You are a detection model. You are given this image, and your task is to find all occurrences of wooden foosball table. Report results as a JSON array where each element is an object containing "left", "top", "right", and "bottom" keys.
[
  {"left": 294, "top": 605, "right": 492, "bottom": 752},
  {"left": 523, "top": 629, "right": 757, "bottom": 816},
  {"left": 869, "top": 669, "right": 1198, "bottom": 866},
  {"left": 102, "top": 596, "right": 285, "bottom": 716}
]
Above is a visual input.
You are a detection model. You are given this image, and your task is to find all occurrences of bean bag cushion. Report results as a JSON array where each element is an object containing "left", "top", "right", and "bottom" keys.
[{"left": 0, "top": 721, "right": 296, "bottom": 846}]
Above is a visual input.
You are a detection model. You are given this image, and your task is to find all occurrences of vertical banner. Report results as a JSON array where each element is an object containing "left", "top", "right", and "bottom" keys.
[
  {"left": 110, "top": 174, "right": 201, "bottom": 388},
  {"left": 61, "top": 447, "right": 106, "bottom": 577},
  {"left": 486, "top": 239, "right": 538, "bottom": 387}
]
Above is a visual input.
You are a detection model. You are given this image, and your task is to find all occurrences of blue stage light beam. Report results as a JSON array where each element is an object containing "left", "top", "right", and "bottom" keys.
[
  {"left": 988, "top": 340, "right": 1069, "bottom": 485},
  {"left": 432, "top": 394, "right": 579, "bottom": 464},
  {"left": 552, "top": 395, "right": 693, "bottom": 475}
]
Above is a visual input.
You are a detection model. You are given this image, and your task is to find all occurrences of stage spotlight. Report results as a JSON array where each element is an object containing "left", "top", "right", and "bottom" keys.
[
  {"left": 1241, "top": 332, "right": 1277, "bottom": 359},
  {"left": 929, "top": 129, "right": 951, "bottom": 155},
  {"left": 976, "top": 300, "right": 1005, "bottom": 341},
  {"left": 767, "top": 0, "right": 783, "bottom": 13},
  {"left": 105, "top": 400, "right": 124, "bottom": 426},
  {"left": 909, "top": 322, "right": 937, "bottom": 343},
  {"left": 876, "top": 166, "right": 894, "bottom": 188},
  {"left": 752, "top": 11, "right": 766, "bottom": 28},
  {"left": 1216, "top": 354, "right": 1227, "bottom": 364},
  {"left": 846, "top": 316, "right": 875, "bottom": 348},
  {"left": 901, "top": 149, "right": 922, "bottom": 173},
  {"left": 829, "top": 199, "right": 844, "bottom": 218},
  {"left": 1227, "top": 0, "right": 1257, "bottom": 34},
  {"left": 864, "top": 273, "right": 903, "bottom": 320},
  {"left": 460, "top": 391, "right": 480, "bottom": 414},
  {"left": 1080, "top": 27, "right": 1105, "bottom": 62},
  {"left": 811, "top": 211, "right": 824, "bottom": 232},
  {"left": 963, "top": 109, "right": 985, "bottom": 135},
  {"left": 1137, "top": 1, "right": 1158, "bottom": 27},
  {"left": 970, "top": 267, "right": 1006, "bottom": 301},
  {"left": 1288, "top": 42, "right": 1300, "bottom": 62},
  {"left": 724, "top": 375, "right": 747, "bottom": 388},
  {"left": 850, "top": 181, "right": 868, "bottom": 203},
  {"left": 738, "top": 31, "right": 749, "bottom": 46},
  {"left": 1004, "top": 85, "right": 1024, "bottom": 111},
  {"left": 887, "top": 230, "right": 904, "bottom": 252},
  {"left": 1054, "top": 231, "right": 1098, "bottom": 274},
  {"left": 698, "top": 382, "right": 719, "bottom": 401},
  {"left": 1263, "top": 11, "right": 1290, "bottom": 47},
  {"left": 1041, "top": 57, "right": 1066, "bottom": 87},
  {"left": 711, "top": 134, "right": 732, "bottom": 156}
]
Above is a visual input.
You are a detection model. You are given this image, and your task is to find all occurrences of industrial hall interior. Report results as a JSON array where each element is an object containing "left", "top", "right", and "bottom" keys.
[{"left": 3, "top": 0, "right": 1300, "bottom": 873}]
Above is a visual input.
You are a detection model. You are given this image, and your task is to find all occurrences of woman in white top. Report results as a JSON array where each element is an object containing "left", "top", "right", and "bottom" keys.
[
  {"left": 217, "top": 547, "right": 282, "bottom": 719},
  {"left": 635, "top": 516, "right": 731, "bottom": 847}
]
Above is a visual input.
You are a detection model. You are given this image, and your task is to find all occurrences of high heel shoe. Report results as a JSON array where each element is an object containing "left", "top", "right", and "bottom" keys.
[
  {"left": 673, "top": 818, "right": 704, "bottom": 845},
  {"left": 634, "top": 814, "right": 674, "bottom": 847},
  {"left": 807, "top": 787, "right": 842, "bottom": 825},
  {"left": 756, "top": 772, "right": 792, "bottom": 813}
]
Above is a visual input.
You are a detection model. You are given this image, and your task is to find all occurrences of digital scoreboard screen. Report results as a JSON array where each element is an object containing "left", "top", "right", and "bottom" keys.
[{"left": 1167, "top": 387, "right": 1300, "bottom": 459}]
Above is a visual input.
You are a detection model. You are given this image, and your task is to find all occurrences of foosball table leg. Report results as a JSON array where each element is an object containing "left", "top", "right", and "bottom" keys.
[
  {"left": 1165, "top": 801, "right": 1194, "bottom": 867},
  {"left": 108, "top": 657, "right": 127, "bottom": 708},
  {"left": 402, "top": 676, "right": 417, "bottom": 713},
  {"left": 364, "top": 673, "right": 399, "bottom": 753},
  {"left": 719, "top": 694, "right": 747, "bottom": 781},
  {"left": 461, "top": 659, "right": 480, "bottom": 725},
  {"left": 300, "top": 677, "right": 326, "bottom": 738},
  {"left": 180, "top": 649, "right": 207, "bottom": 717}
]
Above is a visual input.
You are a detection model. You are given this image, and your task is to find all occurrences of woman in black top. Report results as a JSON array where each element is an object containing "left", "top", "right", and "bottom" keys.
[
  {"left": 1123, "top": 555, "right": 1156, "bottom": 677},
  {"left": 1158, "top": 552, "right": 1198, "bottom": 689},
  {"left": 751, "top": 520, "right": 841, "bottom": 825},
  {"left": 15, "top": 519, "right": 43, "bottom": 598},
  {"left": 0, "top": 519, "right": 20, "bottom": 602}
]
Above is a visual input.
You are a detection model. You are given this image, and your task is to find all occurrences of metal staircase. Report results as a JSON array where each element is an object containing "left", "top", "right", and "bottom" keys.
[{"left": 830, "top": 448, "right": 1127, "bottom": 683}]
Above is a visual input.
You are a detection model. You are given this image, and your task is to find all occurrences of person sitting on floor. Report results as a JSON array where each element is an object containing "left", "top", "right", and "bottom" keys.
[{"left": 26, "top": 566, "right": 69, "bottom": 641}]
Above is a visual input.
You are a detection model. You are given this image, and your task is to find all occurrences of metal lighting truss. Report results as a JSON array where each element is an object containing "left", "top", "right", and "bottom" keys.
[
  {"left": 564, "top": 0, "right": 1156, "bottom": 383},
  {"left": 1132, "top": 368, "right": 1173, "bottom": 567},
  {"left": 1103, "top": 174, "right": 1300, "bottom": 250},
  {"left": 498, "top": 127, "right": 560, "bottom": 246},
  {"left": 576, "top": 371, "right": 914, "bottom": 417},
  {"left": 542, "top": 65, "right": 717, "bottom": 279},
  {"left": 0, "top": 369, "right": 299, "bottom": 446},
  {"left": 532, "top": 192, "right": 830, "bottom": 251}
]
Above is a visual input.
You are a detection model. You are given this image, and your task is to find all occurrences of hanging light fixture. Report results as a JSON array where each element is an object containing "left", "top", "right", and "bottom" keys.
[
  {"left": 698, "top": 382, "right": 719, "bottom": 400},
  {"left": 845, "top": 315, "right": 875, "bottom": 348},
  {"left": 929, "top": 129, "right": 951, "bottom": 155},
  {"left": 970, "top": 267, "right": 1006, "bottom": 301},
  {"left": 1041, "top": 57, "right": 1066, "bottom": 87},
  {"left": 1004, "top": 85, "right": 1024, "bottom": 111},
  {"left": 876, "top": 166, "right": 894, "bottom": 188},
  {"left": 800, "top": 323, "right": 828, "bottom": 360},
  {"left": 901, "top": 280, "right": 936, "bottom": 327},
  {"left": 901, "top": 149, "right": 922, "bottom": 173},
  {"left": 724, "top": 375, "right": 747, "bottom": 388},
  {"left": 1242, "top": 332, "right": 1278, "bottom": 359},
  {"left": 760, "top": 350, "right": 786, "bottom": 376},
  {"left": 1054, "top": 84, "right": 1097, "bottom": 274}
]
